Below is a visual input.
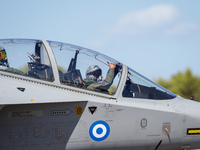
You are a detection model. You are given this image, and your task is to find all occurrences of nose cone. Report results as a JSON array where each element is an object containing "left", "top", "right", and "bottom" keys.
[{"left": 181, "top": 99, "right": 200, "bottom": 149}]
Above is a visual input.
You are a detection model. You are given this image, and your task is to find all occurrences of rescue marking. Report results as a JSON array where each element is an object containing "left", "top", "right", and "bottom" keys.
[
  {"left": 141, "top": 118, "right": 147, "bottom": 128},
  {"left": 187, "top": 128, "right": 200, "bottom": 135},
  {"left": 9, "top": 110, "right": 43, "bottom": 118},
  {"left": 88, "top": 106, "right": 97, "bottom": 115},
  {"left": 75, "top": 105, "right": 83, "bottom": 115},
  {"left": 51, "top": 108, "right": 72, "bottom": 116},
  {"left": 30, "top": 99, "right": 34, "bottom": 102},
  {"left": 89, "top": 120, "right": 110, "bottom": 141},
  {"left": 17, "top": 87, "right": 25, "bottom": 92}
]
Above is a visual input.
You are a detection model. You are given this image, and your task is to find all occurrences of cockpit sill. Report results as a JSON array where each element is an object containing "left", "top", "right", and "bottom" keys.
[
  {"left": 0, "top": 38, "right": 176, "bottom": 104},
  {"left": 0, "top": 70, "right": 119, "bottom": 103}
]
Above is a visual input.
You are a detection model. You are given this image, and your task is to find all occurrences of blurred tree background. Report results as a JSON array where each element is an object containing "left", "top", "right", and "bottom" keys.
[{"left": 156, "top": 69, "right": 200, "bottom": 101}]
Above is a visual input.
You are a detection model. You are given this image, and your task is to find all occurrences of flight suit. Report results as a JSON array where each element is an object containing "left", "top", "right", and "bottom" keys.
[{"left": 87, "top": 68, "right": 115, "bottom": 93}]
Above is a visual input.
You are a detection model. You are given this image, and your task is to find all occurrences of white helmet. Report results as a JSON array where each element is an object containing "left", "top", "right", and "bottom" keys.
[{"left": 86, "top": 65, "right": 102, "bottom": 81}]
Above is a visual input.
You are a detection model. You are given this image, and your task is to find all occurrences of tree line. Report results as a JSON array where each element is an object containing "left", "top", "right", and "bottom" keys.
[{"left": 156, "top": 69, "right": 200, "bottom": 101}]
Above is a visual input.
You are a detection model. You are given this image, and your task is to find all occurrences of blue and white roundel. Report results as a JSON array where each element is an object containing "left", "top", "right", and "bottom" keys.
[{"left": 89, "top": 120, "right": 110, "bottom": 141}]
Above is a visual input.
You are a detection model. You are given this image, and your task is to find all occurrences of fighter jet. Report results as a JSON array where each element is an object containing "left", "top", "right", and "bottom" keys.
[{"left": 0, "top": 38, "right": 199, "bottom": 150}]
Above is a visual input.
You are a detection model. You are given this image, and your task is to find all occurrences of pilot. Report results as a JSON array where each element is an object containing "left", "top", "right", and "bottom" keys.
[
  {"left": 85, "top": 62, "right": 116, "bottom": 93},
  {"left": 85, "top": 65, "right": 102, "bottom": 84},
  {"left": 0, "top": 46, "right": 25, "bottom": 75},
  {"left": 0, "top": 46, "right": 9, "bottom": 69}
]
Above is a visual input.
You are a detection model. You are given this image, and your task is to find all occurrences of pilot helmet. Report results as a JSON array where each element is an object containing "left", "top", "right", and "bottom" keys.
[
  {"left": 0, "top": 46, "right": 8, "bottom": 66},
  {"left": 86, "top": 65, "right": 102, "bottom": 81}
]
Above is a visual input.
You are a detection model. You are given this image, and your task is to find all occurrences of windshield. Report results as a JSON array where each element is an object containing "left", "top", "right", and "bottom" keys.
[
  {"left": 122, "top": 67, "right": 176, "bottom": 100},
  {"left": 48, "top": 40, "right": 122, "bottom": 95}
]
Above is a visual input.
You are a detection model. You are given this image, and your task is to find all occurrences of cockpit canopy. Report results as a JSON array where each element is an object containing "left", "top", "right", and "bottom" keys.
[
  {"left": 0, "top": 39, "right": 53, "bottom": 80},
  {"left": 47, "top": 40, "right": 122, "bottom": 94},
  {"left": 0, "top": 39, "right": 176, "bottom": 99}
]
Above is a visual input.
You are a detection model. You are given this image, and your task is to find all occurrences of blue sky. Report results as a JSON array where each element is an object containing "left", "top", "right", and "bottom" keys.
[{"left": 0, "top": 0, "right": 200, "bottom": 80}]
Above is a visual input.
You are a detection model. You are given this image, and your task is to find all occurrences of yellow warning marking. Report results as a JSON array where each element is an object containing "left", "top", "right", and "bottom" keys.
[
  {"left": 188, "top": 129, "right": 200, "bottom": 134},
  {"left": 75, "top": 106, "right": 83, "bottom": 116},
  {"left": 30, "top": 99, "right": 34, "bottom": 102}
]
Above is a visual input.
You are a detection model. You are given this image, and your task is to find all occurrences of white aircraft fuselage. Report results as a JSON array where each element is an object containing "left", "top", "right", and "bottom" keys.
[{"left": 0, "top": 39, "right": 199, "bottom": 150}]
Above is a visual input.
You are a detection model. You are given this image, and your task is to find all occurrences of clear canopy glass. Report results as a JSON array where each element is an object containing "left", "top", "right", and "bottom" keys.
[
  {"left": 0, "top": 39, "right": 54, "bottom": 81},
  {"left": 122, "top": 67, "right": 176, "bottom": 99},
  {"left": 47, "top": 40, "right": 122, "bottom": 95},
  {"left": 0, "top": 38, "right": 176, "bottom": 98}
]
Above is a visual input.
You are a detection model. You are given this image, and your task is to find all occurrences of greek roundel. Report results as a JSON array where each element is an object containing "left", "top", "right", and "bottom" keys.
[{"left": 89, "top": 120, "right": 110, "bottom": 141}]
